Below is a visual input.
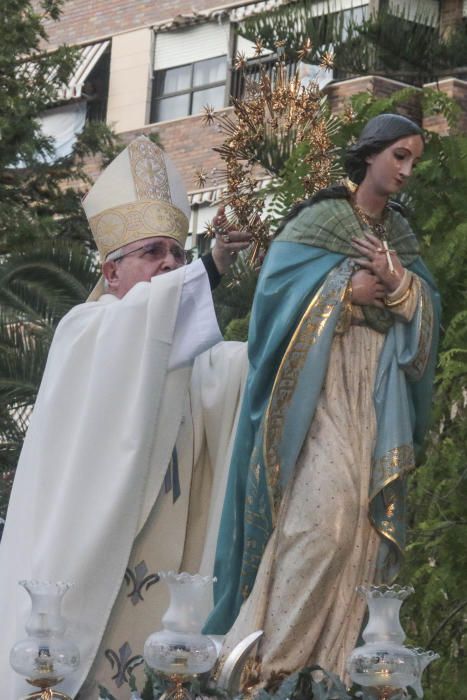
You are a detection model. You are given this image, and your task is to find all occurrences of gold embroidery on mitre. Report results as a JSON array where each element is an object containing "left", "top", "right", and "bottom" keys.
[
  {"left": 128, "top": 138, "right": 171, "bottom": 203},
  {"left": 89, "top": 199, "right": 189, "bottom": 260}
]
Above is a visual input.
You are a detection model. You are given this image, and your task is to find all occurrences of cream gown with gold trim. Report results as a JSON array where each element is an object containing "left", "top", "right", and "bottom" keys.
[{"left": 220, "top": 285, "right": 419, "bottom": 682}]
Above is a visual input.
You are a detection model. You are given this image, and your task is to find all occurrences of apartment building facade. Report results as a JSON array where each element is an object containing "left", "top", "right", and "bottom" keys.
[{"left": 41, "top": 0, "right": 467, "bottom": 248}]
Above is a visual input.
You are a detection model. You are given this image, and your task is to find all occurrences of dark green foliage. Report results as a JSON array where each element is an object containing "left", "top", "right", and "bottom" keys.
[
  {"left": 0, "top": 114, "right": 122, "bottom": 252},
  {"left": 0, "top": 1, "right": 118, "bottom": 513},
  {"left": 396, "top": 123, "right": 467, "bottom": 700},
  {"left": 213, "top": 255, "right": 259, "bottom": 337},
  {"left": 237, "top": 2, "right": 467, "bottom": 86},
  {"left": 0, "top": 1, "right": 77, "bottom": 167},
  {"left": 314, "top": 90, "right": 467, "bottom": 700},
  {"left": 338, "top": 6, "right": 467, "bottom": 85},
  {"left": 0, "top": 0, "right": 123, "bottom": 249},
  {"left": 224, "top": 314, "right": 251, "bottom": 342},
  {"left": 236, "top": 1, "right": 356, "bottom": 67},
  {"left": 0, "top": 241, "right": 100, "bottom": 518}
]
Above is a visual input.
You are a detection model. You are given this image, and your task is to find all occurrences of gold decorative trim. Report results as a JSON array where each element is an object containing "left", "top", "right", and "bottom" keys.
[
  {"left": 335, "top": 278, "right": 353, "bottom": 334},
  {"left": 370, "top": 444, "right": 415, "bottom": 500},
  {"left": 263, "top": 265, "right": 349, "bottom": 523},
  {"left": 128, "top": 138, "right": 172, "bottom": 203},
  {"left": 241, "top": 448, "right": 271, "bottom": 598},
  {"left": 343, "top": 176, "right": 359, "bottom": 194},
  {"left": 368, "top": 477, "right": 405, "bottom": 561},
  {"left": 89, "top": 199, "right": 189, "bottom": 260},
  {"left": 369, "top": 508, "right": 402, "bottom": 554},
  {"left": 404, "top": 276, "right": 434, "bottom": 381}
]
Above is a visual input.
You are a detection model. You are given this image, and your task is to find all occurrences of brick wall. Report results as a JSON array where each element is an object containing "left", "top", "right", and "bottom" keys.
[
  {"left": 124, "top": 111, "right": 231, "bottom": 193},
  {"left": 423, "top": 79, "right": 467, "bottom": 134},
  {"left": 67, "top": 0, "right": 467, "bottom": 193},
  {"left": 325, "top": 75, "right": 423, "bottom": 123},
  {"left": 81, "top": 75, "right": 437, "bottom": 192},
  {"left": 43, "top": 0, "right": 466, "bottom": 50},
  {"left": 42, "top": 0, "right": 231, "bottom": 48},
  {"left": 81, "top": 109, "right": 230, "bottom": 193}
]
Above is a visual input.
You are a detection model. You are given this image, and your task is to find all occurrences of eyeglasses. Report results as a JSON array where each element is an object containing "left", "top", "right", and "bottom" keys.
[{"left": 113, "top": 240, "right": 187, "bottom": 265}]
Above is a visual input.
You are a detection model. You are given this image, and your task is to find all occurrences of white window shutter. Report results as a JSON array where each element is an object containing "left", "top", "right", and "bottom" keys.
[{"left": 154, "top": 23, "right": 229, "bottom": 71}]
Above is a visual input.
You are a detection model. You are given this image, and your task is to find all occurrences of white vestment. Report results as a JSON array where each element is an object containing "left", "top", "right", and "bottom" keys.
[
  {"left": 84, "top": 341, "right": 247, "bottom": 699},
  {"left": 0, "top": 260, "right": 246, "bottom": 699}
]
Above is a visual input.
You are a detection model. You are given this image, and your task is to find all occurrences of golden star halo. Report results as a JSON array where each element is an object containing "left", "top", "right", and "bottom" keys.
[
  {"left": 254, "top": 37, "right": 265, "bottom": 57},
  {"left": 201, "top": 44, "right": 338, "bottom": 264},
  {"left": 202, "top": 104, "right": 216, "bottom": 126},
  {"left": 297, "top": 37, "right": 313, "bottom": 61},
  {"left": 320, "top": 50, "right": 335, "bottom": 70},
  {"left": 234, "top": 51, "right": 248, "bottom": 71},
  {"left": 194, "top": 168, "right": 208, "bottom": 189}
]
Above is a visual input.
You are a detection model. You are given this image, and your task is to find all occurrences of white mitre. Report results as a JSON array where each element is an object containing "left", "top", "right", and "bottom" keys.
[{"left": 82, "top": 135, "right": 191, "bottom": 300}]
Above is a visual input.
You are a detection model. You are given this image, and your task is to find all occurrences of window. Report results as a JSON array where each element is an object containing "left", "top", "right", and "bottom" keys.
[
  {"left": 17, "top": 41, "right": 111, "bottom": 164},
  {"left": 230, "top": 53, "right": 299, "bottom": 101},
  {"left": 150, "top": 55, "right": 227, "bottom": 123},
  {"left": 83, "top": 46, "right": 111, "bottom": 123},
  {"left": 39, "top": 102, "right": 87, "bottom": 162}
]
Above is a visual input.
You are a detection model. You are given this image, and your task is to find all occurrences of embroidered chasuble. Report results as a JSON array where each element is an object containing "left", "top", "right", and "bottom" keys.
[
  {"left": 0, "top": 260, "right": 247, "bottom": 700},
  {"left": 82, "top": 341, "right": 248, "bottom": 699}
]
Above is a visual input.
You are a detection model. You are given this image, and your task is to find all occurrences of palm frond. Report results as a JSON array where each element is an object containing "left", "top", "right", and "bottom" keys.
[
  {"left": 0, "top": 240, "right": 99, "bottom": 322},
  {"left": 0, "top": 240, "right": 100, "bottom": 498}
]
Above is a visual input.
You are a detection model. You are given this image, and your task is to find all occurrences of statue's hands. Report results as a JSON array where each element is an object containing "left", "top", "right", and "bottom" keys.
[
  {"left": 211, "top": 206, "right": 251, "bottom": 274},
  {"left": 351, "top": 269, "right": 386, "bottom": 308},
  {"left": 352, "top": 233, "right": 404, "bottom": 293}
]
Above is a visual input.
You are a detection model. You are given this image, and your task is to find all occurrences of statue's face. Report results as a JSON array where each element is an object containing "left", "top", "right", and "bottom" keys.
[
  {"left": 102, "top": 236, "right": 186, "bottom": 298},
  {"left": 364, "top": 134, "right": 424, "bottom": 196}
]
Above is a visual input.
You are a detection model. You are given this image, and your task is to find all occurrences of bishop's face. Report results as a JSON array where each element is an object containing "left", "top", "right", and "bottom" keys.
[{"left": 102, "top": 236, "right": 186, "bottom": 298}]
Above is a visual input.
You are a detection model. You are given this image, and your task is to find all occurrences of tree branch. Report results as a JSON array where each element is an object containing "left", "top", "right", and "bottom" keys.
[{"left": 427, "top": 599, "right": 467, "bottom": 647}]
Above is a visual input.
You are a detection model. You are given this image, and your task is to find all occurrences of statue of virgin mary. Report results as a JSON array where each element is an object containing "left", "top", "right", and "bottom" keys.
[{"left": 205, "top": 114, "right": 441, "bottom": 682}]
